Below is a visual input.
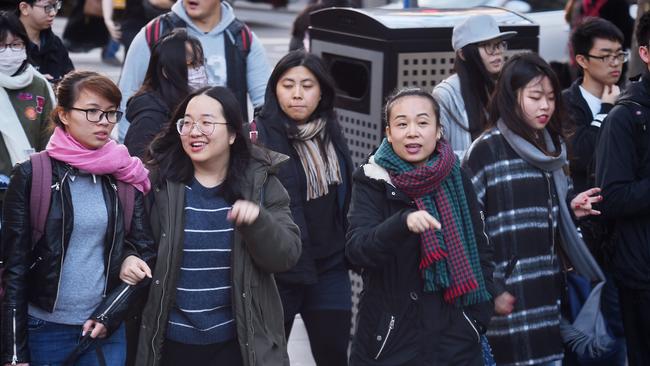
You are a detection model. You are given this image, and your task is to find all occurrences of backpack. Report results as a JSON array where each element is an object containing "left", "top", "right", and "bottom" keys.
[
  {"left": 143, "top": 12, "right": 253, "bottom": 121},
  {"left": 584, "top": 99, "right": 650, "bottom": 267},
  {"left": 143, "top": 12, "right": 252, "bottom": 67},
  {"left": 29, "top": 151, "right": 136, "bottom": 245}
]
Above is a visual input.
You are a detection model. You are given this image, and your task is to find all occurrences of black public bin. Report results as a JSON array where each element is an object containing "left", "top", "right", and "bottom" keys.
[{"left": 310, "top": 6, "right": 538, "bottom": 165}]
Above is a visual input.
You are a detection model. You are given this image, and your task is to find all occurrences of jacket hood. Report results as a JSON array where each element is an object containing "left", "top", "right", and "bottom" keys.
[
  {"left": 358, "top": 156, "right": 395, "bottom": 187},
  {"left": 171, "top": 0, "right": 236, "bottom": 35},
  {"left": 249, "top": 144, "right": 289, "bottom": 175},
  {"left": 618, "top": 71, "right": 650, "bottom": 108},
  {"left": 125, "top": 92, "right": 169, "bottom": 122}
]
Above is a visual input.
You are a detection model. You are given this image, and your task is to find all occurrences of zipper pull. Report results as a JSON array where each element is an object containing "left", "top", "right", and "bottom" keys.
[
  {"left": 389, "top": 316, "right": 395, "bottom": 329},
  {"left": 11, "top": 355, "right": 17, "bottom": 365},
  {"left": 111, "top": 183, "right": 117, "bottom": 192},
  {"left": 52, "top": 182, "right": 60, "bottom": 191}
]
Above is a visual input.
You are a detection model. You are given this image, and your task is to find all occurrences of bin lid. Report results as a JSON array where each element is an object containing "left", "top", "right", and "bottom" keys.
[{"left": 311, "top": 6, "right": 536, "bottom": 39}]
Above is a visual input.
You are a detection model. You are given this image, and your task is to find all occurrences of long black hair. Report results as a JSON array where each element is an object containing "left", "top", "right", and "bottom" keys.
[
  {"left": 258, "top": 50, "right": 339, "bottom": 139},
  {"left": 146, "top": 86, "right": 251, "bottom": 203},
  {"left": 455, "top": 43, "right": 496, "bottom": 138},
  {"left": 0, "top": 10, "right": 30, "bottom": 76},
  {"left": 134, "top": 29, "right": 203, "bottom": 113},
  {"left": 488, "top": 53, "right": 568, "bottom": 157}
]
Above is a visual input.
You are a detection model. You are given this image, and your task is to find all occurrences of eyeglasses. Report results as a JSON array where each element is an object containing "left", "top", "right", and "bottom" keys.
[
  {"left": 585, "top": 52, "right": 629, "bottom": 64},
  {"left": 478, "top": 40, "right": 508, "bottom": 56},
  {"left": 0, "top": 41, "right": 25, "bottom": 52},
  {"left": 70, "top": 107, "right": 123, "bottom": 124},
  {"left": 32, "top": 1, "right": 62, "bottom": 14},
  {"left": 176, "top": 118, "right": 227, "bottom": 136}
]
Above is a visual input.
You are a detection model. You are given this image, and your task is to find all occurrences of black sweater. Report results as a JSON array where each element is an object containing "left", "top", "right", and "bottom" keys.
[{"left": 124, "top": 91, "right": 170, "bottom": 159}]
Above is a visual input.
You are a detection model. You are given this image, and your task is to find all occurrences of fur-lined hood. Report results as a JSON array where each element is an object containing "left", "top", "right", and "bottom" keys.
[{"left": 360, "top": 155, "right": 395, "bottom": 187}]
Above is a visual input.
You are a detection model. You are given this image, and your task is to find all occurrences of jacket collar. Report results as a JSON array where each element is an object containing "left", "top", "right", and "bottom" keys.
[{"left": 362, "top": 155, "right": 394, "bottom": 187}]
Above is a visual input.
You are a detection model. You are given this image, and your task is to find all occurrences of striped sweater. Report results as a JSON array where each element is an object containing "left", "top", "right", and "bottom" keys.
[
  {"left": 166, "top": 180, "right": 235, "bottom": 345},
  {"left": 462, "top": 128, "right": 565, "bottom": 366}
]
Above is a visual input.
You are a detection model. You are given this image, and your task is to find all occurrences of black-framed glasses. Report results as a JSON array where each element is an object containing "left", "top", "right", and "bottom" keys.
[
  {"left": 176, "top": 118, "right": 226, "bottom": 136},
  {"left": 478, "top": 40, "right": 508, "bottom": 55},
  {"left": 585, "top": 52, "right": 629, "bottom": 64},
  {"left": 70, "top": 107, "right": 123, "bottom": 124},
  {"left": 0, "top": 41, "right": 25, "bottom": 52},
  {"left": 32, "top": 1, "right": 62, "bottom": 14}
]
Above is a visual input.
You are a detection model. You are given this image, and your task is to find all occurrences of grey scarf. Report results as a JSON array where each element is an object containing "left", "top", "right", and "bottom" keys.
[{"left": 497, "top": 119, "right": 613, "bottom": 358}]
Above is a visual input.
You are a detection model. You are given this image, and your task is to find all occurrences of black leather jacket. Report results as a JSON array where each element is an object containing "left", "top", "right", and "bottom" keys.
[{"left": 0, "top": 158, "right": 156, "bottom": 364}]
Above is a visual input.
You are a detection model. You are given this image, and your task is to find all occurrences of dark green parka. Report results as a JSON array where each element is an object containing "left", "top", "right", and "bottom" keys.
[{"left": 136, "top": 147, "right": 302, "bottom": 365}]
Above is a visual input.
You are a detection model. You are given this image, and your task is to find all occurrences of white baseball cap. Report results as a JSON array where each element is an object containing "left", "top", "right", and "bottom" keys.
[{"left": 452, "top": 14, "right": 517, "bottom": 52}]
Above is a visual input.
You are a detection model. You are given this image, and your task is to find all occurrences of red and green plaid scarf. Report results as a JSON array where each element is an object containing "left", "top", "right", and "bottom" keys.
[{"left": 374, "top": 138, "right": 490, "bottom": 305}]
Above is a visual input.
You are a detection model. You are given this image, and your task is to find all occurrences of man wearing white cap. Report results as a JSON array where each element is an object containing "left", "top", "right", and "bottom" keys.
[{"left": 433, "top": 13, "right": 516, "bottom": 158}]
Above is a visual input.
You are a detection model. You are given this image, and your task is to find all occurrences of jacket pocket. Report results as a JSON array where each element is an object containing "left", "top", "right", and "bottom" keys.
[
  {"left": 460, "top": 310, "right": 481, "bottom": 344},
  {"left": 372, "top": 313, "right": 396, "bottom": 360}
]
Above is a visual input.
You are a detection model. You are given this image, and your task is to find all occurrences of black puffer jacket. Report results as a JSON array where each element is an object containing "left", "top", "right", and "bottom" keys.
[
  {"left": 124, "top": 91, "right": 170, "bottom": 159},
  {"left": 346, "top": 158, "right": 495, "bottom": 365},
  {"left": 1, "top": 158, "right": 156, "bottom": 364}
]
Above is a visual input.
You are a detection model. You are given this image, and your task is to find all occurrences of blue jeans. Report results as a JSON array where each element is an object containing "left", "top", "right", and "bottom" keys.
[{"left": 27, "top": 315, "right": 126, "bottom": 366}]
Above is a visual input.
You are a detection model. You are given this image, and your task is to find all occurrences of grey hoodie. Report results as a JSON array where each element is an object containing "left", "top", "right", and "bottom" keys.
[
  {"left": 432, "top": 73, "right": 472, "bottom": 159},
  {"left": 117, "top": 0, "right": 271, "bottom": 141}
]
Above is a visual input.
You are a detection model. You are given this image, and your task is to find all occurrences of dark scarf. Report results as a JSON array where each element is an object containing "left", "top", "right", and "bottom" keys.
[{"left": 374, "top": 138, "right": 490, "bottom": 305}]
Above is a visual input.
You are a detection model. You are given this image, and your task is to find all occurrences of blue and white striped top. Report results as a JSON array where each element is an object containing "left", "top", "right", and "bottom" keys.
[{"left": 166, "top": 179, "right": 236, "bottom": 345}]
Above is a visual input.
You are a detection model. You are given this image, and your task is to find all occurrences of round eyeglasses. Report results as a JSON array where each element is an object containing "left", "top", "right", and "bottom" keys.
[
  {"left": 176, "top": 118, "right": 227, "bottom": 136},
  {"left": 0, "top": 41, "right": 25, "bottom": 52}
]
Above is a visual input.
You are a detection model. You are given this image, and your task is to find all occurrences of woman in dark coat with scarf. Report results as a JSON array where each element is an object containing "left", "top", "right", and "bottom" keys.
[
  {"left": 463, "top": 53, "right": 604, "bottom": 366},
  {"left": 345, "top": 87, "right": 495, "bottom": 365},
  {"left": 254, "top": 50, "right": 353, "bottom": 365}
]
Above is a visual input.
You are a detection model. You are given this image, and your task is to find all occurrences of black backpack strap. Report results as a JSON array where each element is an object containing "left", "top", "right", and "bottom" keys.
[
  {"left": 225, "top": 18, "right": 252, "bottom": 122},
  {"left": 144, "top": 12, "right": 186, "bottom": 50}
]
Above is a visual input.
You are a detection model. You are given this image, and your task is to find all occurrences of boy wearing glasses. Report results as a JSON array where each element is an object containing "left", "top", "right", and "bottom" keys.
[
  {"left": 562, "top": 16, "right": 627, "bottom": 366},
  {"left": 16, "top": 0, "right": 73, "bottom": 82},
  {"left": 596, "top": 11, "right": 650, "bottom": 366}
]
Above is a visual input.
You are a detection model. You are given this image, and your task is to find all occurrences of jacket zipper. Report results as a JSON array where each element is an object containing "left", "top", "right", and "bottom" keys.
[
  {"left": 462, "top": 310, "right": 481, "bottom": 343},
  {"left": 96, "top": 285, "right": 130, "bottom": 322},
  {"left": 11, "top": 308, "right": 17, "bottom": 365},
  {"left": 29, "top": 256, "right": 43, "bottom": 270},
  {"left": 479, "top": 211, "right": 489, "bottom": 245},
  {"left": 249, "top": 171, "right": 268, "bottom": 366},
  {"left": 103, "top": 182, "right": 119, "bottom": 297},
  {"left": 152, "top": 186, "right": 175, "bottom": 362},
  {"left": 374, "top": 315, "right": 395, "bottom": 360},
  {"left": 52, "top": 170, "right": 70, "bottom": 310}
]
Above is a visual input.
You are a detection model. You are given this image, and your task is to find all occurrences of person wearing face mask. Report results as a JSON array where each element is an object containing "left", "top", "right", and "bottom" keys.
[
  {"left": 433, "top": 14, "right": 516, "bottom": 159},
  {"left": 124, "top": 29, "right": 204, "bottom": 158},
  {"left": 0, "top": 11, "right": 54, "bottom": 201}
]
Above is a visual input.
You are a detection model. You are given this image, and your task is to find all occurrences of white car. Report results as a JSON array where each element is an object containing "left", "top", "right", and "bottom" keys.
[{"left": 382, "top": 0, "right": 570, "bottom": 62}]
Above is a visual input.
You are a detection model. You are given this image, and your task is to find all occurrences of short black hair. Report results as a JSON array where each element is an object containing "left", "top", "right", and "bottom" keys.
[
  {"left": 571, "top": 17, "right": 624, "bottom": 58},
  {"left": 636, "top": 11, "right": 650, "bottom": 48}
]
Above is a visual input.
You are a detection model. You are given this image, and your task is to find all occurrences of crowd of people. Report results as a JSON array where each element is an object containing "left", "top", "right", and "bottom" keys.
[{"left": 0, "top": 0, "right": 650, "bottom": 365}]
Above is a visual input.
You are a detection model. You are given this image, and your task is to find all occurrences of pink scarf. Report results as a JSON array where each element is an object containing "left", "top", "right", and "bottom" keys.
[{"left": 46, "top": 127, "right": 151, "bottom": 193}]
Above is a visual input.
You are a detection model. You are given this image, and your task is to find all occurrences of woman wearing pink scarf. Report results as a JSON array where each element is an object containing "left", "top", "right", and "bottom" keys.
[{"left": 1, "top": 71, "right": 155, "bottom": 366}]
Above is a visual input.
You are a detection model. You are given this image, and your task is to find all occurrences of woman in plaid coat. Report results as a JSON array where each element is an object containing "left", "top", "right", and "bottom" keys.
[
  {"left": 345, "top": 88, "right": 495, "bottom": 365},
  {"left": 462, "top": 53, "right": 603, "bottom": 366}
]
